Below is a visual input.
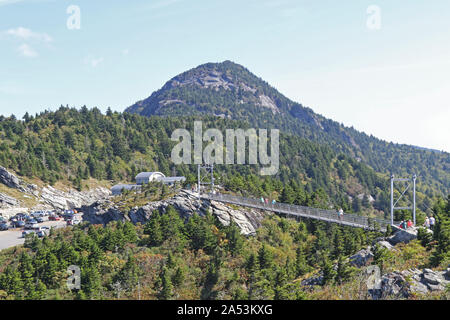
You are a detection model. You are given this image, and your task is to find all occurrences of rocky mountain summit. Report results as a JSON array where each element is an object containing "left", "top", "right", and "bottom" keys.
[{"left": 126, "top": 61, "right": 285, "bottom": 117}]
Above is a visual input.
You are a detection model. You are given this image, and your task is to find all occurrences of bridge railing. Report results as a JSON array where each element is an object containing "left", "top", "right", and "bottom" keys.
[{"left": 205, "top": 193, "right": 393, "bottom": 231}]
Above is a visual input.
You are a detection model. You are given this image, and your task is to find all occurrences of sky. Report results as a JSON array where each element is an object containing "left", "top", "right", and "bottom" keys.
[{"left": 0, "top": 0, "right": 449, "bottom": 152}]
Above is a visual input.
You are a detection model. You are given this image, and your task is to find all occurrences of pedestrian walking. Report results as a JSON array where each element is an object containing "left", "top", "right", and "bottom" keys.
[
  {"left": 429, "top": 215, "right": 435, "bottom": 231},
  {"left": 407, "top": 220, "right": 413, "bottom": 229},
  {"left": 424, "top": 217, "right": 430, "bottom": 229},
  {"left": 338, "top": 208, "right": 344, "bottom": 221}
]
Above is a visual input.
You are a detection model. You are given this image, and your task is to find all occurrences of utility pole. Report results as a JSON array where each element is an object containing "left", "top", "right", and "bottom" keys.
[
  {"left": 390, "top": 174, "right": 417, "bottom": 227},
  {"left": 197, "top": 164, "right": 215, "bottom": 196},
  {"left": 390, "top": 175, "right": 394, "bottom": 226},
  {"left": 413, "top": 174, "right": 416, "bottom": 226}
]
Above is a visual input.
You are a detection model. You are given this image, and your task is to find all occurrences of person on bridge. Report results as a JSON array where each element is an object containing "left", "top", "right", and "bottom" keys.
[
  {"left": 429, "top": 215, "right": 436, "bottom": 231},
  {"left": 424, "top": 217, "right": 430, "bottom": 229},
  {"left": 407, "top": 220, "right": 413, "bottom": 229},
  {"left": 338, "top": 208, "right": 344, "bottom": 221},
  {"left": 272, "top": 199, "right": 276, "bottom": 205},
  {"left": 260, "top": 197, "right": 264, "bottom": 204}
]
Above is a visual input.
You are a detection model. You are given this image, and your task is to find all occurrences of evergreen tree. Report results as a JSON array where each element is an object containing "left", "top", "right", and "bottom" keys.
[
  {"left": 160, "top": 267, "right": 174, "bottom": 300},
  {"left": 258, "top": 244, "right": 273, "bottom": 270}
]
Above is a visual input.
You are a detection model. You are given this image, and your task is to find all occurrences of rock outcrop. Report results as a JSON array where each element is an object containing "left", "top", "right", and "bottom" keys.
[
  {"left": 0, "top": 192, "right": 18, "bottom": 208},
  {"left": 387, "top": 228, "right": 418, "bottom": 245},
  {"left": 349, "top": 248, "right": 374, "bottom": 268},
  {"left": 371, "top": 268, "right": 450, "bottom": 299},
  {"left": 40, "top": 186, "right": 111, "bottom": 210},
  {"left": 0, "top": 166, "right": 38, "bottom": 195},
  {"left": 0, "top": 166, "right": 22, "bottom": 190},
  {"left": 81, "top": 190, "right": 267, "bottom": 236}
]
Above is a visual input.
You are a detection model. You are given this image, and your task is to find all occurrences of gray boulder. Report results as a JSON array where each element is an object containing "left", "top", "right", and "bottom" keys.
[
  {"left": 301, "top": 272, "right": 324, "bottom": 287},
  {"left": 376, "top": 272, "right": 410, "bottom": 299},
  {"left": 388, "top": 228, "right": 417, "bottom": 245},
  {"left": 40, "top": 186, "right": 111, "bottom": 210},
  {"left": 0, "top": 167, "right": 38, "bottom": 195},
  {"left": 349, "top": 248, "right": 374, "bottom": 267},
  {"left": 377, "top": 240, "right": 395, "bottom": 251},
  {"left": 0, "top": 166, "right": 21, "bottom": 189},
  {"left": 420, "top": 268, "right": 449, "bottom": 291},
  {"left": 0, "top": 193, "right": 18, "bottom": 208}
]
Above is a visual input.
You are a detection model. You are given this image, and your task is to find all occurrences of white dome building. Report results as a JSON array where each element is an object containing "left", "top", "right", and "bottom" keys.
[{"left": 135, "top": 172, "right": 165, "bottom": 185}]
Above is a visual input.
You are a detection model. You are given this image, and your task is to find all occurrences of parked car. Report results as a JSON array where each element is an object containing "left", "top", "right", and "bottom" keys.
[
  {"left": 37, "top": 230, "right": 49, "bottom": 238},
  {"left": 11, "top": 220, "right": 25, "bottom": 228},
  {"left": 14, "top": 213, "right": 27, "bottom": 220},
  {"left": 49, "top": 214, "right": 61, "bottom": 221},
  {"left": 22, "top": 230, "right": 35, "bottom": 238},
  {"left": 36, "top": 216, "right": 48, "bottom": 223},
  {"left": 67, "top": 219, "right": 82, "bottom": 226},
  {"left": 25, "top": 223, "right": 39, "bottom": 230},
  {"left": 0, "top": 223, "right": 9, "bottom": 231}
]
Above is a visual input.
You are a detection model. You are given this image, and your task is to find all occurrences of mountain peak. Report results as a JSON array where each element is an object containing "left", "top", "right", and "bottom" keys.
[{"left": 125, "top": 60, "right": 287, "bottom": 117}]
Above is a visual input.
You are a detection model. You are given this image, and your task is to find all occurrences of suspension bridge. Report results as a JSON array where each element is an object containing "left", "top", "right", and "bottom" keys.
[{"left": 201, "top": 192, "right": 398, "bottom": 232}]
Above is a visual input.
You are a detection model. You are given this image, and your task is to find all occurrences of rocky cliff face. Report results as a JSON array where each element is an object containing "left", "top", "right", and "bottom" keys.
[
  {"left": 371, "top": 267, "right": 450, "bottom": 299},
  {"left": 39, "top": 186, "right": 111, "bottom": 211},
  {"left": 0, "top": 166, "right": 111, "bottom": 217},
  {"left": 81, "top": 190, "right": 267, "bottom": 236},
  {"left": 0, "top": 192, "right": 19, "bottom": 208},
  {"left": 0, "top": 166, "right": 38, "bottom": 196}
]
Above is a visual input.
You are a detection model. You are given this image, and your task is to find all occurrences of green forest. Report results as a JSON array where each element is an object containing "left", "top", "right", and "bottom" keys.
[
  {"left": 0, "top": 106, "right": 443, "bottom": 222},
  {"left": 127, "top": 61, "right": 450, "bottom": 197},
  {"left": 0, "top": 106, "right": 449, "bottom": 300},
  {"left": 0, "top": 195, "right": 448, "bottom": 300}
]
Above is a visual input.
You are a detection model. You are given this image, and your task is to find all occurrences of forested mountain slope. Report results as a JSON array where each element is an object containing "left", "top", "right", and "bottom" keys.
[
  {"left": 0, "top": 107, "right": 441, "bottom": 220},
  {"left": 126, "top": 61, "right": 449, "bottom": 196}
]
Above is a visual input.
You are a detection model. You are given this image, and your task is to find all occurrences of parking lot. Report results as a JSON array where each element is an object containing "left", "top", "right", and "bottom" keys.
[{"left": 0, "top": 220, "right": 67, "bottom": 251}]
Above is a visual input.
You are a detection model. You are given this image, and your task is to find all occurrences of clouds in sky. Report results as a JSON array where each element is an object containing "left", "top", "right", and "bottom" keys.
[
  {"left": 17, "top": 43, "right": 37, "bottom": 57},
  {"left": 5, "top": 26, "right": 52, "bottom": 42},
  {"left": 84, "top": 56, "right": 104, "bottom": 68},
  {"left": 3, "top": 26, "right": 52, "bottom": 58},
  {"left": 0, "top": 0, "right": 24, "bottom": 6}
]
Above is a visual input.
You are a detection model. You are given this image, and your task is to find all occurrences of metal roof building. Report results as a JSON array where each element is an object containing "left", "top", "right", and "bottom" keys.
[
  {"left": 111, "top": 184, "right": 141, "bottom": 195},
  {"left": 160, "top": 176, "right": 186, "bottom": 185}
]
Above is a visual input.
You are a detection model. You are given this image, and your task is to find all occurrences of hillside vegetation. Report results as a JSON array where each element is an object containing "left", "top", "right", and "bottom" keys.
[
  {"left": 126, "top": 61, "right": 450, "bottom": 196},
  {"left": 0, "top": 194, "right": 448, "bottom": 300},
  {"left": 0, "top": 106, "right": 439, "bottom": 221}
]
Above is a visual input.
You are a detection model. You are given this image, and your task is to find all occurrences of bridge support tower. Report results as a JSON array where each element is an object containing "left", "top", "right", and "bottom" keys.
[{"left": 390, "top": 174, "right": 417, "bottom": 227}]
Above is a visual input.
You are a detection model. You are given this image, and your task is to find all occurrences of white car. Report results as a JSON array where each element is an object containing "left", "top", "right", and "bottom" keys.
[
  {"left": 68, "top": 219, "right": 82, "bottom": 226},
  {"left": 25, "top": 223, "right": 39, "bottom": 230},
  {"left": 22, "top": 230, "right": 36, "bottom": 238}
]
